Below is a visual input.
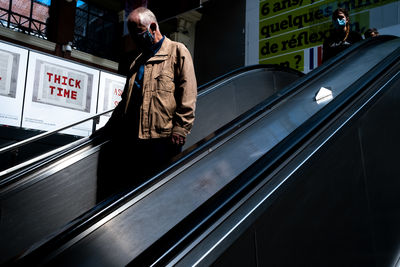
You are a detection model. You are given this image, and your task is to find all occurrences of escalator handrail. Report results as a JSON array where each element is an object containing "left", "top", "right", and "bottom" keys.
[
  {"left": 16, "top": 36, "right": 398, "bottom": 265},
  {"left": 0, "top": 136, "right": 91, "bottom": 181},
  {"left": 0, "top": 108, "right": 114, "bottom": 155},
  {"left": 197, "top": 64, "right": 304, "bottom": 94}
]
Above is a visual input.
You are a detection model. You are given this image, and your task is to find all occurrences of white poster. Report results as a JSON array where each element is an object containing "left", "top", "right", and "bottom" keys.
[
  {"left": 96, "top": 71, "right": 126, "bottom": 129},
  {"left": 22, "top": 52, "right": 99, "bottom": 137},
  {"left": 35, "top": 63, "right": 89, "bottom": 112},
  {"left": 0, "top": 51, "right": 13, "bottom": 97},
  {"left": 0, "top": 42, "right": 28, "bottom": 127}
]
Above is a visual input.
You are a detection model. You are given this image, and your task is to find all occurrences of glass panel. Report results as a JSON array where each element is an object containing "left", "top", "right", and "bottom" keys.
[
  {"left": 0, "top": 9, "right": 8, "bottom": 24},
  {"left": 32, "top": 1, "right": 50, "bottom": 23},
  {"left": 0, "top": 1, "right": 10, "bottom": 10},
  {"left": 10, "top": 13, "right": 29, "bottom": 28},
  {"left": 88, "top": 5, "right": 103, "bottom": 16},
  {"left": 87, "top": 14, "right": 103, "bottom": 39},
  {"left": 31, "top": 20, "right": 46, "bottom": 36},
  {"left": 74, "top": 2, "right": 118, "bottom": 61},
  {"left": 36, "top": 0, "right": 51, "bottom": 5},
  {"left": 77, "top": 0, "right": 88, "bottom": 11},
  {"left": 10, "top": 0, "right": 31, "bottom": 18},
  {"left": 75, "top": 8, "right": 87, "bottom": 37}
]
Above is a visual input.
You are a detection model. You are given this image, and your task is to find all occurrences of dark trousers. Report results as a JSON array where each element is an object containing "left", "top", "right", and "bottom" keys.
[
  {"left": 133, "top": 138, "right": 182, "bottom": 175},
  {"left": 96, "top": 137, "right": 182, "bottom": 202}
]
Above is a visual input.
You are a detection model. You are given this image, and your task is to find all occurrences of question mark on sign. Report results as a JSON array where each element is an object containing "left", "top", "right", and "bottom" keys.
[{"left": 294, "top": 55, "right": 301, "bottom": 69}]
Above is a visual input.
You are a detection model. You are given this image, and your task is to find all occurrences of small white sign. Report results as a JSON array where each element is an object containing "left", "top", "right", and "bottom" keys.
[
  {"left": 315, "top": 86, "right": 333, "bottom": 104},
  {"left": 96, "top": 71, "right": 126, "bottom": 129}
]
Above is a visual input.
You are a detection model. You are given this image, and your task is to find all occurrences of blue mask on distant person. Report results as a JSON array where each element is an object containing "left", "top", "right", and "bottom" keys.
[{"left": 334, "top": 18, "right": 347, "bottom": 28}]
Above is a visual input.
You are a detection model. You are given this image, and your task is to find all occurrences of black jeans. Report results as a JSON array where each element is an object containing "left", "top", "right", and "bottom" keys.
[
  {"left": 96, "top": 137, "right": 182, "bottom": 201},
  {"left": 133, "top": 138, "right": 182, "bottom": 174}
]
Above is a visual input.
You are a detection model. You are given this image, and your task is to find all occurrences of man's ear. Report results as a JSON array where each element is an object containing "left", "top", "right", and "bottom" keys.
[{"left": 150, "top": 22, "right": 157, "bottom": 33}]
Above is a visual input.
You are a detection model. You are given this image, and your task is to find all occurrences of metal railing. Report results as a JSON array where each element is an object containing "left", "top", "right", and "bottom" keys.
[
  {"left": 0, "top": 108, "right": 114, "bottom": 155},
  {"left": 0, "top": 7, "right": 48, "bottom": 39}
]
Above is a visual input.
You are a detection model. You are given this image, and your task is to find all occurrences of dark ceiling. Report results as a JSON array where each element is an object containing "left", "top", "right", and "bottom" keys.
[{"left": 84, "top": 0, "right": 202, "bottom": 20}]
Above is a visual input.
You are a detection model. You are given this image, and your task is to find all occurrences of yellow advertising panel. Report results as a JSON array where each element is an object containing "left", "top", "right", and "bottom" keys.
[
  {"left": 260, "top": 0, "right": 316, "bottom": 20},
  {"left": 257, "top": 0, "right": 398, "bottom": 71},
  {"left": 260, "top": 4, "right": 333, "bottom": 39},
  {"left": 260, "top": 0, "right": 399, "bottom": 21},
  {"left": 260, "top": 50, "right": 305, "bottom": 72},
  {"left": 259, "top": 12, "right": 370, "bottom": 60}
]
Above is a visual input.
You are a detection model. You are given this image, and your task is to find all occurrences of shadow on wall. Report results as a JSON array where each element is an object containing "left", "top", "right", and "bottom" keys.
[{"left": 194, "top": 0, "right": 246, "bottom": 85}]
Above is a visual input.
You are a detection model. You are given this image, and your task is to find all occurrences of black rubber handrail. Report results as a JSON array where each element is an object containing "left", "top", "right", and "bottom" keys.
[
  {"left": 0, "top": 109, "right": 113, "bottom": 155},
  {"left": 197, "top": 64, "right": 304, "bottom": 92},
  {"left": 15, "top": 36, "right": 397, "bottom": 265}
]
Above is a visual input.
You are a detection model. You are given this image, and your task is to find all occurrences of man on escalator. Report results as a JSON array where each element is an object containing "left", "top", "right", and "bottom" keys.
[
  {"left": 96, "top": 7, "right": 197, "bottom": 199},
  {"left": 322, "top": 8, "right": 363, "bottom": 63}
]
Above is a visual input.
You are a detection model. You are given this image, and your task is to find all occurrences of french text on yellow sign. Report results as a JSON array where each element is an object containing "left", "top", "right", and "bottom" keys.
[
  {"left": 260, "top": 0, "right": 398, "bottom": 22},
  {"left": 259, "top": 21, "right": 331, "bottom": 59},
  {"left": 260, "top": 0, "right": 315, "bottom": 20},
  {"left": 259, "top": 12, "right": 370, "bottom": 60},
  {"left": 260, "top": 4, "right": 334, "bottom": 39},
  {"left": 260, "top": 50, "right": 305, "bottom": 72}
]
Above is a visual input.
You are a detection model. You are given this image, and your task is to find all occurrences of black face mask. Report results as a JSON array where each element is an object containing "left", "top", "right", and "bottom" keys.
[{"left": 132, "top": 28, "right": 154, "bottom": 50}]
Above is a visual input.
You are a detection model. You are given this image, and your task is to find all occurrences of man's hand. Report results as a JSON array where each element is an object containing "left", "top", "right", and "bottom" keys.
[{"left": 172, "top": 133, "right": 186, "bottom": 146}]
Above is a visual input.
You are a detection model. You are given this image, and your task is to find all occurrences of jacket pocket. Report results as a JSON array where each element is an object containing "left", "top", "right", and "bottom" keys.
[
  {"left": 155, "top": 70, "right": 175, "bottom": 92},
  {"left": 152, "top": 71, "right": 176, "bottom": 132}
]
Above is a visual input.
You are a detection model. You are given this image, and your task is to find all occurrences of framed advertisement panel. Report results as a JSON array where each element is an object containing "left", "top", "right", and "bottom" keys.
[
  {"left": 96, "top": 71, "right": 126, "bottom": 129},
  {"left": 0, "top": 42, "right": 28, "bottom": 127},
  {"left": 22, "top": 52, "right": 100, "bottom": 137},
  {"left": 254, "top": 0, "right": 400, "bottom": 73}
]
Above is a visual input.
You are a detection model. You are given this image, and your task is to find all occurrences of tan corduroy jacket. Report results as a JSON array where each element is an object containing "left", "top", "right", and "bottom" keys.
[{"left": 109, "top": 37, "right": 197, "bottom": 139}]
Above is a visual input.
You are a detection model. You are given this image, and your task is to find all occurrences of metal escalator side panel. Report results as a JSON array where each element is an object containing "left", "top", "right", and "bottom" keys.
[
  {"left": 185, "top": 68, "right": 302, "bottom": 148},
  {"left": 176, "top": 64, "right": 400, "bottom": 267}
]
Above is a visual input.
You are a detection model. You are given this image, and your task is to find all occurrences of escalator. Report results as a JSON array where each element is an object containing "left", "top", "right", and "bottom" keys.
[
  {"left": 0, "top": 64, "right": 303, "bottom": 264},
  {"left": 13, "top": 36, "right": 400, "bottom": 266}
]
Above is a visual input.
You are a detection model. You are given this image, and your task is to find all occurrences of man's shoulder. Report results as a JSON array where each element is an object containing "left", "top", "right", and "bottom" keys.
[{"left": 164, "top": 37, "right": 190, "bottom": 54}]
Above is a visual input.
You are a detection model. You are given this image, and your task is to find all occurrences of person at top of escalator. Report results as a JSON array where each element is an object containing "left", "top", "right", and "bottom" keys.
[
  {"left": 322, "top": 8, "right": 363, "bottom": 63},
  {"left": 364, "top": 28, "right": 379, "bottom": 38}
]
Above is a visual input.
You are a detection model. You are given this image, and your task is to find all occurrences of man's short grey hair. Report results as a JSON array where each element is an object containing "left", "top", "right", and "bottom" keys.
[{"left": 134, "top": 7, "right": 158, "bottom": 28}]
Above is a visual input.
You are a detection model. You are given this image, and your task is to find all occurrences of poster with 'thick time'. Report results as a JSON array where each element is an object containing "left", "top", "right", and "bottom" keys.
[{"left": 22, "top": 52, "right": 99, "bottom": 137}]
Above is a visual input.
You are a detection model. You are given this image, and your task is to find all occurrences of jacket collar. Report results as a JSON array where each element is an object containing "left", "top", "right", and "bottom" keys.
[
  {"left": 148, "top": 37, "right": 170, "bottom": 62},
  {"left": 130, "top": 37, "right": 171, "bottom": 69}
]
